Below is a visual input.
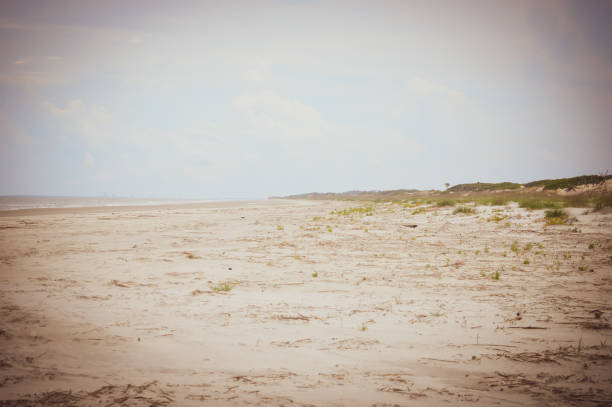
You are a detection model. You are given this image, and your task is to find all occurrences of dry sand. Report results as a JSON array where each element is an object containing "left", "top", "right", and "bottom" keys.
[{"left": 0, "top": 199, "right": 611, "bottom": 406}]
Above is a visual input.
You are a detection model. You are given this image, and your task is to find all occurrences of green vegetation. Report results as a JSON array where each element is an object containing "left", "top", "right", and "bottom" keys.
[
  {"left": 491, "top": 271, "right": 500, "bottom": 280},
  {"left": 546, "top": 217, "right": 566, "bottom": 225},
  {"left": 519, "top": 199, "right": 559, "bottom": 210},
  {"left": 210, "top": 281, "right": 234, "bottom": 292},
  {"left": 277, "top": 224, "right": 284, "bottom": 230},
  {"left": 453, "top": 206, "right": 475, "bottom": 214},
  {"left": 447, "top": 182, "right": 521, "bottom": 192},
  {"left": 436, "top": 199, "right": 457, "bottom": 207},
  {"left": 487, "top": 214, "right": 507, "bottom": 222},
  {"left": 312, "top": 271, "right": 318, "bottom": 278},
  {"left": 510, "top": 241, "right": 519, "bottom": 255},
  {"left": 280, "top": 174, "right": 611, "bottom": 210},
  {"left": 331, "top": 206, "right": 374, "bottom": 216},
  {"left": 489, "top": 197, "right": 510, "bottom": 206},
  {"left": 525, "top": 174, "right": 611, "bottom": 190},
  {"left": 594, "top": 195, "right": 612, "bottom": 211},
  {"left": 436, "top": 199, "right": 456, "bottom": 207},
  {"left": 412, "top": 207, "right": 427, "bottom": 215},
  {"left": 545, "top": 209, "right": 569, "bottom": 225}
]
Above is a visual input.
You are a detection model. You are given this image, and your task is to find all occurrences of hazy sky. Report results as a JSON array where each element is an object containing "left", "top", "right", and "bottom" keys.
[{"left": 1, "top": 0, "right": 611, "bottom": 199}]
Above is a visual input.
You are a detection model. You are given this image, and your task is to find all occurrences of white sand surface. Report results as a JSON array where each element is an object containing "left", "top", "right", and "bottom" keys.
[{"left": 0, "top": 199, "right": 611, "bottom": 406}]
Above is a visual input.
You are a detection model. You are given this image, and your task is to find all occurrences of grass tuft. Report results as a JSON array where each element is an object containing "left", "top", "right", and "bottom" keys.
[
  {"left": 545, "top": 209, "right": 568, "bottom": 225},
  {"left": 453, "top": 206, "right": 474, "bottom": 214},
  {"left": 510, "top": 241, "right": 519, "bottom": 255},
  {"left": 545, "top": 209, "right": 568, "bottom": 218},
  {"left": 487, "top": 214, "right": 507, "bottom": 223},
  {"left": 519, "top": 199, "right": 559, "bottom": 210},
  {"left": 412, "top": 207, "right": 427, "bottom": 215},
  {"left": 210, "top": 281, "right": 234, "bottom": 292},
  {"left": 331, "top": 206, "right": 374, "bottom": 217},
  {"left": 436, "top": 199, "right": 456, "bottom": 207}
]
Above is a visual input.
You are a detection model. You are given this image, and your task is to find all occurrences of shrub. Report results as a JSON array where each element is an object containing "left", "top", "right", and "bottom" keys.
[
  {"left": 453, "top": 206, "right": 474, "bottom": 214},
  {"left": 436, "top": 199, "right": 456, "bottom": 207},
  {"left": 519, "top": 199, "right": 559, "bottom": 210},
  {"left": 525, "top": 174, "right": 611, "bottom": 190},
  {"left": 593, "top": 195, "right": 612, "bottom": 211},
  {"left": 448, "top": 182, "right": 521, "bottom": 192},
  {"left": 545, "top": 208, "right": 568, "bottom": 225},
  {"left": 490, "top": 197, "right": 510, "bottom": 206},
  {"left": 545, "top": 209, "right": 568, "bottom": 218}
]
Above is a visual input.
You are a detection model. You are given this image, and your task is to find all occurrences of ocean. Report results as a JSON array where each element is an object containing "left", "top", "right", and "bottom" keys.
[{"left": 0, "top": 196, "right": 208, "bottom": 211}]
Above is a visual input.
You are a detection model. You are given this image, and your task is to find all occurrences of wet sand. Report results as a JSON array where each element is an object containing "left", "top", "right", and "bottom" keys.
[{"left": 0, "top": 199, "right": 611, "bottom": 406}]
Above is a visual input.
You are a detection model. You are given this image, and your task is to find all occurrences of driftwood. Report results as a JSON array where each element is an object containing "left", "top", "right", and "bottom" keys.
[
  {"left": 508, "top": 326, "right": 548, "bottom": 329},
  {"left": 280, "top": 314, "right": 309, "bottom": 321}
]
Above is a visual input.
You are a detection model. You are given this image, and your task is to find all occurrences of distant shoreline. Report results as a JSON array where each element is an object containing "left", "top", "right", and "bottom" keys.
[{"left": 0, "top": 199, "right": 272, "bottom": 217}]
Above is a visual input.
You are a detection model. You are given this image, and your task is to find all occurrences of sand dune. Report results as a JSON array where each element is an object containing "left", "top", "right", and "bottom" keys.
[{"left": 0, "top": 199, "right": 611, "bottom": 406}]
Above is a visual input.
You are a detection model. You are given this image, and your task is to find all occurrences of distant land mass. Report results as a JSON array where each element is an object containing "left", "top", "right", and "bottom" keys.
[{"left": 275, "top": 174, "right": 612, "bottom": 201}]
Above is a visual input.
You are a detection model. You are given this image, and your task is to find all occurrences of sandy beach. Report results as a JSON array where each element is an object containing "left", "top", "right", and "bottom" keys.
[{"left": 0, "top": 199, "right": 611, "bottom": 406}]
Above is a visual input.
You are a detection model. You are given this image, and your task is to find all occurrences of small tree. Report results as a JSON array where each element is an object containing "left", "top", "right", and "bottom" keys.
[{"left": 444, "top": 182, "right": 450, "bottom": 190}]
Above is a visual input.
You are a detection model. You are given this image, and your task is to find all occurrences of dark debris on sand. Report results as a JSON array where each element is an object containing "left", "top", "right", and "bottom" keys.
[{"left": 0, "top": 380, "right": 174, "bottom": 407}]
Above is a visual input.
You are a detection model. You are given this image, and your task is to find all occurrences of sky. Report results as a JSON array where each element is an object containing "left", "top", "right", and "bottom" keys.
[{"left": 1, "top": 0, "right": 611, "bottom": 199}]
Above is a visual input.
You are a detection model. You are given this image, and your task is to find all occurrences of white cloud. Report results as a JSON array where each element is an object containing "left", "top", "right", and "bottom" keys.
[
  {"left": 84, "top": 152, "right": 95, "bottom": 168},
  {"left": 129, "top": 36, "right": 143, "bottom": 44},
  {"left": 2, "top": 2, "right": 611, "bottom": 196},
  {"left": 403, "top": 75, "right": 495, "bottom": 140},
  {"left": 234, "top": 89, "right": 352, "bottom": 148},
  {"left": 43, "top": 99, "right": 254, "bottom": 190},
  {"left": 43, "top": 100, "right": 115, "bottom": 147},
  {"left": 244, "top": 69, "right": 264, "bottom": 84}
]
